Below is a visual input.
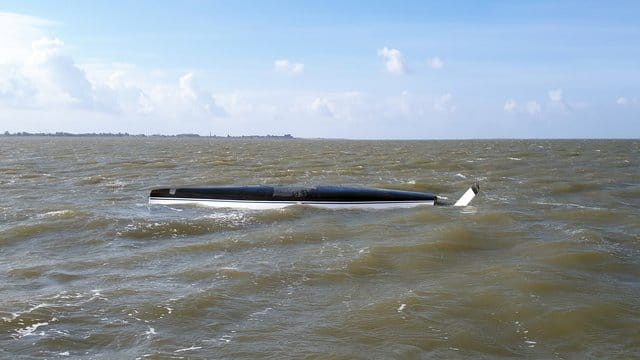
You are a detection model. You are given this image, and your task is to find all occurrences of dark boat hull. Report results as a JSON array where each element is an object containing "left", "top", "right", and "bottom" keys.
[{"left": 149, "top": 185, "right": 438, "bottom": 209}]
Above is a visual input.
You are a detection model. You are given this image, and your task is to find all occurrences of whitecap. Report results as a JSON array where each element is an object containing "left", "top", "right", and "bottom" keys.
[
  {"left": 249, "top": 307, "right": 273, "bottom": 319},
  {"left": 8, "top": 303, "right": 52, "bottom": 321},
  {"left": 144, "top": 327, "right": 156, "bottom": 337},
  {"left": 14, "top": 322, "right": 48, "bottom": 338},
  {"left": 1, "top": 312, "right": 19, "bottom": 322},
  {"left": 40, "top": 210, "right": 75, "bottom": 218},
  {"left": 533, "top": 201, "right": 603, "bottom": 210},
  {"left": 175, "top": 346, "right": 203, "bottom": 352}
]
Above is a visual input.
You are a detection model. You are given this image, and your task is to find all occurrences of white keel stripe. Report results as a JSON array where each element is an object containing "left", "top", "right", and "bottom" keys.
[{"left": 149, "top": 197, "right": 435, "bottom": 210}]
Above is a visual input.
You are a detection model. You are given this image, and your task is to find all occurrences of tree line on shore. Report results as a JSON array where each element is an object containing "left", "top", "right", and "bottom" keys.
[{"left": 2, "top": 131, "right": 294, "bottom": 139}]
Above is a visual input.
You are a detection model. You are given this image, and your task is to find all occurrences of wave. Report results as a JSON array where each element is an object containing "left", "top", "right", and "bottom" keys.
[{"left": 118, "top": 213, "right": 253, "bottom": 239}]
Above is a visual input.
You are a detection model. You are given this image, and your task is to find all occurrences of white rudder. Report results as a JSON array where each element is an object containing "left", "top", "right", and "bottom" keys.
[{"left": 453, "top": 182, "right": 480, "bottom": 207}]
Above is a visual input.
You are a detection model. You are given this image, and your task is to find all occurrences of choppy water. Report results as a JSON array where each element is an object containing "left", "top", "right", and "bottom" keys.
[{"left": 1, "top": 138, "right": 639, "bottom": 359}]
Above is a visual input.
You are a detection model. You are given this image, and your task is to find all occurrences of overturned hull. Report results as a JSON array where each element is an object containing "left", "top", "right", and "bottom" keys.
[{"left": 149, "top": 184, "right": 479, "bottom": 210}]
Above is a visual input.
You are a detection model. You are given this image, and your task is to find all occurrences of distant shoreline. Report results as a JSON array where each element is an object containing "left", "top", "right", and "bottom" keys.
[
  {"left": 1, "top": 132, "right": 636, "bottom": 141},
  {"left": 1, "top": 132, "right": 294, "bottom": 139}
]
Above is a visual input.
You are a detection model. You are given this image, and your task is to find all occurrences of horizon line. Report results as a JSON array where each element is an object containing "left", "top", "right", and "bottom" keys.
[{"left": 1, "top": 131, "right": 638, "bottom": 141}]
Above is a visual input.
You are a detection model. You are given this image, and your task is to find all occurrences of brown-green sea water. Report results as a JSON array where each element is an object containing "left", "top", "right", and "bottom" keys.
[{"left": 1, "top": 138, "right": 639, "bottom": 359}]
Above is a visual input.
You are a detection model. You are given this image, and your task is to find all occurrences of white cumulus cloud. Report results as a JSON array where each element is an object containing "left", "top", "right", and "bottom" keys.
[
  {"left": 377, "top": 47, "right": 406, "bottom": 75},
  {"left": 0, "top": 13, "right": 228, "bottom": 132},
  {"left": 525, "top": 101, "right": 541, "bottom": 115},
  {"left": 0, "top": 33, "right": 116, "bottom": 112},
  {"left": 503, "top": 99, "right": 540, "bottom": 115},
  {"left": 503, "top": 99, "right": 518, "bottom": 113},
  {"left": 616, "top": 97, "right": 628, "bottom": 105},
  {"left": 23, "top": 37, "right": 96, "bottom": 108},
  {"left": 547, "top": 88, "right": 571, "bottom": 112},
  {"left": 131, "top": 72, "right": 227, "bottom": 120},
  {"left": 0, "top": 12, "right": 56, "bottom": 65},
  {"left": 427, "top": 56, "right": 444, "bottom": 70},
  {"left": 274, "top": 59, "right": 304, "bottom": 75},
  {"left": 179, "top": 72, "right": 226, "bottom": 117},
  {"left": 0, "top": 67, "right": 36, "bottom": 107},
  {"left": 434, "top": 93, "right": 455, "bottom": 113},
  {"left": 548, "top": 88, "right": 563, "bottom": 103},
  {"left": 310, "top": 97, "right": 335, "bottom": 117}
]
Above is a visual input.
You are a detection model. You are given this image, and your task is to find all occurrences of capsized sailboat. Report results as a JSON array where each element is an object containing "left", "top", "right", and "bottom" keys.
[{"left": 148, "top": 183, "right": 479, "bottom": 210}]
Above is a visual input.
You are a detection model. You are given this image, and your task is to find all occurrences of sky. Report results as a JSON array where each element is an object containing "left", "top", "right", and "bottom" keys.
[{"left": 0, "top": 1, "right": 638, "bottom": 139}]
